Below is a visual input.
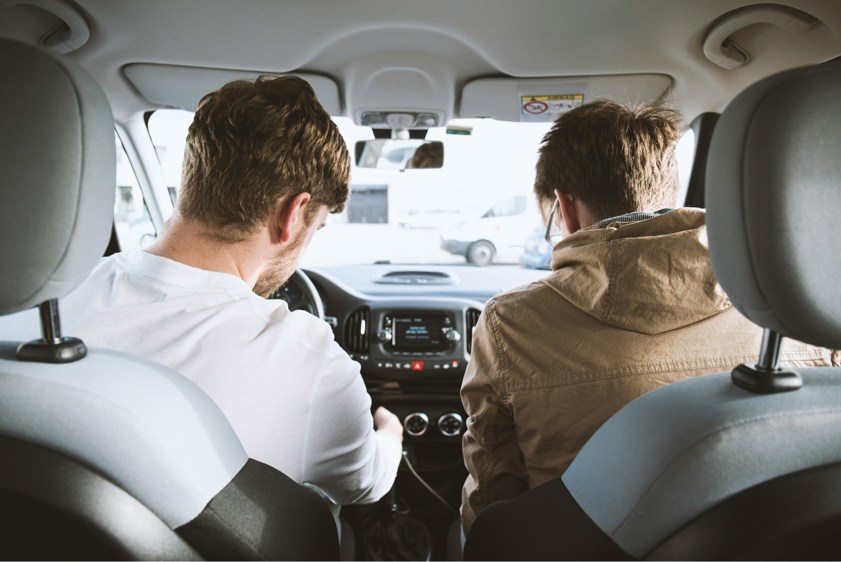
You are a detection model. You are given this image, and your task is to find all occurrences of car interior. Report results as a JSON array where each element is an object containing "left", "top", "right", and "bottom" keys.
[{"left": 1, "top": 0, "right": 840, "bottom": 560}]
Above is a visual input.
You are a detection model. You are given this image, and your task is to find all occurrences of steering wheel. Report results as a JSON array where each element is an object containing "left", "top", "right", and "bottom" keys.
[{"left": 267, "top": 269, "right": 325, "bottom": 319}]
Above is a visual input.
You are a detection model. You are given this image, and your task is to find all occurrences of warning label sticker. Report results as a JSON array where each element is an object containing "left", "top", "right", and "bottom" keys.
[{"left": 520, "top": 94, "right": 584, "bottom": 122}]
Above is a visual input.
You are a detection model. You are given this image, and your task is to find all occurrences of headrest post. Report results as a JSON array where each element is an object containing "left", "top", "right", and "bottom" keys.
[
  {"left": 38, "top": 299, "right": 63, "bottom": 344},
  {"left": 756, "top": 327, "right": 783, "bottom": 371},
  {"left": 731, "top": 328, "right": 802, "bottom": 394},
  {"left": 16, "top": 299, "right": 87, "bottom": 364}
]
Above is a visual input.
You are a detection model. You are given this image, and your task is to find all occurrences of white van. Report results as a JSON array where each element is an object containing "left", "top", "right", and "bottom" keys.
[{"left": 440, "top": 195, "right": 542, "bottom": 265}]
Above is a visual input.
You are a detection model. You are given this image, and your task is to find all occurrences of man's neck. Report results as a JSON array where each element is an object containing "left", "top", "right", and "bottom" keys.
[{"left": 145, "top": 216, "right": 265, "bottom": 288}]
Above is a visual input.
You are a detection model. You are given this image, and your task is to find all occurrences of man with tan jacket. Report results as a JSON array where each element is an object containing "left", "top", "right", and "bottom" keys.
[{"left": 459, "top": 100, "right": 834, "bottom": 535}]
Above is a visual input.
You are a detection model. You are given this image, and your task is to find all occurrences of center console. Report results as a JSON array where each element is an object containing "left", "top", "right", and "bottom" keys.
[
  {"left": 337, "top": 300, "right": 482, "bottom": 559},
  {"left": 290, "top": 266, "right": 488, "bottom": 560},
  {"left": 346, "top": 303, "right": 479, "bottom": 381},
  {"left": 345, "top": 302, "right": 480, "bottom": 440}
]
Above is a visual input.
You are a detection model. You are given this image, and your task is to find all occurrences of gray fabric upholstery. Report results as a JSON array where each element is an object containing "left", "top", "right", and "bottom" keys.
[
  {"left": 706, "top": 58, "right": 841, "bottom": 350},
  {"left": 0, "top": 38, "right": 115, "bottom": 315},
  {"left": 0, "top": 343, "right": 249, "bottom": 528},
  {"left": 0, "top": 42, "right": 250, "bottom": 529},
  {"left": 562, "top": 368, "right": 841, "bottom": 558}
]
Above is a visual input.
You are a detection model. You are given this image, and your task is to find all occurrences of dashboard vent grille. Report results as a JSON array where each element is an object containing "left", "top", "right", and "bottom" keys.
[
  {"left": 344, "top": 307, "right": 370, "bottom": 354},
  {"left": 465, "top": 308, "right": 482, "bottom": 355}
]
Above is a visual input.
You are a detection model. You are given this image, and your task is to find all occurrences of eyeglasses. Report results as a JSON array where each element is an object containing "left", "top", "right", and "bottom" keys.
[{"left": 544, "top": 198, "right": 560, "bottom": 243}]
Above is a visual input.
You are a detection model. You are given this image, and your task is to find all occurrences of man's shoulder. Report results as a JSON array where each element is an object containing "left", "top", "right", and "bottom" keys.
[
  {"left": 481, "top": 275, "right": 582, "bottom": 335},
  {"left": 487, "top": 274, "right": 565, "bottom": 310},
  {"left": 88, "top": 251, "right": 130, "bottom": 275},
  {"left": 494, "top": 275, "right": 551, "bottom": 298},
  {"left": 258, "top": 307, "right": 350, "bottom": 360}
]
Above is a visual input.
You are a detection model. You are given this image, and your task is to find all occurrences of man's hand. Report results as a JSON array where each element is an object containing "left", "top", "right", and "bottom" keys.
[{"left": 373, "top": 406, "right": 404, "bottom": 445}]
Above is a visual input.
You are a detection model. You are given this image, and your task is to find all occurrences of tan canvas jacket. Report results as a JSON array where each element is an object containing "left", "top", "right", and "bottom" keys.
[{"left": 460, "top": 208, "right": 835, "bottom": 535}]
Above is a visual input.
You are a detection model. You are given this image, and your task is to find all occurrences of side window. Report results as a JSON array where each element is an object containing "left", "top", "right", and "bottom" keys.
[
  {"left": 114, "top": 132, "right": 156, "bottom": 250},
  {"left": 147, "top": 109, "right": 194, "bottom": 206}
]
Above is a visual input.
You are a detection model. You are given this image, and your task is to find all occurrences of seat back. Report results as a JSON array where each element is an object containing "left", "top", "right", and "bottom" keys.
[
  {"left": 465, "top": 57, "right": 841, "bottom": 560},
  {"left": 0, "top": 37, "right": 338, "bottom": 560}
]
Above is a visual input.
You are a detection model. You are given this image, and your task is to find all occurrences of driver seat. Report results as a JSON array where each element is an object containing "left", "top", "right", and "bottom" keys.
[
  {"left": 0, "top": 37, "right": 338, "bottom": 560},
  {"left": 464, "top": 57, "right": 841, "bottom": 560}
]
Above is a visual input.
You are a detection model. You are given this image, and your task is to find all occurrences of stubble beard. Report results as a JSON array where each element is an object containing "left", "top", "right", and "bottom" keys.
[{"left": 252, "top": 230, "right": 306, "bottom": 298}]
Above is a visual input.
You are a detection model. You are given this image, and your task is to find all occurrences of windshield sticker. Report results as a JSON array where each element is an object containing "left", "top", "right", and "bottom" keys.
[{"left": 520, "top": 94, "right": 584, "bottom": 122}]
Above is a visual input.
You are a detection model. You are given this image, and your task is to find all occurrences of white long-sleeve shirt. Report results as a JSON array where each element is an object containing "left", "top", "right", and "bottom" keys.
[{"left": 4, "top": 250, "right": 400, "bottom": 505}]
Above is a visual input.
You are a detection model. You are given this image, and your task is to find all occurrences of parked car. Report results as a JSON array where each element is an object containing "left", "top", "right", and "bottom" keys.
[
  {"left": 519, "top": 226, "right": 553, "bottom": 270},
  {"left": 440, "top": 195, "right": 541, "bottom": 265}
]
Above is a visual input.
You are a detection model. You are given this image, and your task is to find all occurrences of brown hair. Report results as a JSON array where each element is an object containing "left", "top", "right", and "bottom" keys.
[
  {"left": 177, "top": 75, "right": 350, "bottom": 241},
  {"left": 534, "top": 99, "right": 682, "bottom": 221},
  {"left": 407, "top": 141, "right": 444, "bottom": 169}
]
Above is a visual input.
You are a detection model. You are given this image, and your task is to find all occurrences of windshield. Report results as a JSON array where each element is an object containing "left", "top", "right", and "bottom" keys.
[{"left": 147, "top": 110, "right": 692, "bottom": 269}]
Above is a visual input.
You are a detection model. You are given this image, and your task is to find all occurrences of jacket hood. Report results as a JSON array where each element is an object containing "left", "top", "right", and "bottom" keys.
[{"left": 544, "top": 208, "right": 730, "bottom": 335}]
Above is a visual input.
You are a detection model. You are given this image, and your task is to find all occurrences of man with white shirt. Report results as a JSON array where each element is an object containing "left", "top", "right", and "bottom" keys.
[{"left": 42, "top": 75, "right": 403, "bottom": 505}]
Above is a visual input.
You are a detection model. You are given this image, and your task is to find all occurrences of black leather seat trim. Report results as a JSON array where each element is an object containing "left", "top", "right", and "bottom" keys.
[
  {"left": 0, "top": 434, "right": 201, "bottom": 561},
  {"left": 463, "top": 478, "right": 632, "bottom": 561},
  {"left": 176, "top": 458, "right": 340, "bottom": 560},
  {"left": 647, "top": 460, "right": 841, "bottom": 561}
]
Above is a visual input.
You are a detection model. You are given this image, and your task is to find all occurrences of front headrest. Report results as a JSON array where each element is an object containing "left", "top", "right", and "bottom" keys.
[
  {"left": 706, "top": 58, "right": 841, "bottom": 350},
  {"left": 0, "top": 38, "right": 115, "bottom": 316}
]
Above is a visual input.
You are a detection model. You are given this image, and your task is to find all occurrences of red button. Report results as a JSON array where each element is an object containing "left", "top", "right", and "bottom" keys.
[{"left": 411, "top": 360, "right": 424, "bottom": 371}]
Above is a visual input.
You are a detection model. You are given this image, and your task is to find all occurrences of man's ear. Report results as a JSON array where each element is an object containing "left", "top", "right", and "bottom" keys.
[
  {"left": 270, "top": 192, "right": 312, "bottom": 244},
  {"left": 555, "top": 189, "right": 581, "bottom": 234}
]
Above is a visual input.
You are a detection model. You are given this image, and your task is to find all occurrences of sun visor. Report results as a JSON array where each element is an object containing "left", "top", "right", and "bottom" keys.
[
  {"left": 460, "top": 74, "right": 672, "bottom": 122},
  {"left": 123, "top": 63, "right": 341, "bottom": 114}
]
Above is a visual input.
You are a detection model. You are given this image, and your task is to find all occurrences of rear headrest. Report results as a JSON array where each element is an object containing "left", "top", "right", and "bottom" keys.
[
  {"left": 0, "top": 38, "right": 115, "bottom": 316},
  {"left": 706, "top": 58, "right": 841, "bottom": 350}
]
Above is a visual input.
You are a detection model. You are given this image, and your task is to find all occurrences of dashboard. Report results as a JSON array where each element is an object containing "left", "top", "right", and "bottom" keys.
[
  {"left": 276, "top": 264, "right": 545, "bottom": 432},
  {"left": 270, "top": 263, "right": 546, "bottom": 559},
  {"left": 302, "top": 267, "right": 488, "bottom": 440}
]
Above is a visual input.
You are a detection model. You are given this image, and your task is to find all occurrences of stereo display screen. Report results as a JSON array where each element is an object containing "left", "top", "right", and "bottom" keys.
[{"left": 392, "top": 314, "right": 448, "bottom": 351}]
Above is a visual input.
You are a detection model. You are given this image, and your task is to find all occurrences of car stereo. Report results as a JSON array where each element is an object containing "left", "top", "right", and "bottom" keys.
[
  {"left": 364, "top": 310, "right": 465, "bottom": 379},
  {"left": 383, "top": 313, "right": 452, "bottom": 352}
]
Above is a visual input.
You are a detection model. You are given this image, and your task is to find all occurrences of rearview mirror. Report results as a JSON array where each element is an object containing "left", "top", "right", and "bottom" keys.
[{"left": 354, "top": 140, "right": 444, "bottom": 170}]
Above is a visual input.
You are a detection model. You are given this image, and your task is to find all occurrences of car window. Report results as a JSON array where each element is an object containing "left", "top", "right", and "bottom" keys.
[
  {"left": 147, "top": 111, "right": 553, "bottom": 267},
  {"left": 146, "top": 110, "right": 697, "bottom": 267},
  {"left": 114, "top": 132, "right": 155, "bottom": 250}
]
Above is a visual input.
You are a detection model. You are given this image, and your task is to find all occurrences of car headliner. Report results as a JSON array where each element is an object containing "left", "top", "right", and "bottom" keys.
[{"left": 2, "top": 0, "right": 840, "bottom": 126}]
